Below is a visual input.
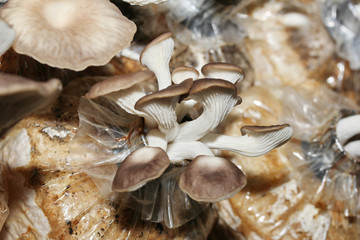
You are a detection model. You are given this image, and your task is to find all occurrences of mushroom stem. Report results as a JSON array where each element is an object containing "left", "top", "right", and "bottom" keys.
[
  {"left": 200, "top": 125, "right": 293, "bottom": 157},
  {"left": 174, "top": 79, "right": 240, "bottom": 142},
  {"left": 166, "top": 141, "right": 214, "bottom": 163},
  {"left": 146, "top": 128, "right": 167, "bottom": 151},
  {"left": 140, "top": 32, "right": 174, "bottom": 90}
]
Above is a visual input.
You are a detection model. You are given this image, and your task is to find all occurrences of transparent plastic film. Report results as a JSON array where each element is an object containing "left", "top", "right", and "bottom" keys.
[{"left": 69, "top": 97, "right": 145, "bottom": 169}]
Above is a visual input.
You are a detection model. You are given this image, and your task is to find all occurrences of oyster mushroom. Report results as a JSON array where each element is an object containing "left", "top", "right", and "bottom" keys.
[
  {"left": 200, "top": 124, "right": 293, "bottom": 157},
  {"left": 171, "top": 66, "right": 199, "bottom": 84},
  {"left": 0, "top": 19, "right": 15, "bottom": 56},
  {"left": 140, "top": 32, "right": 174, "bottom": 90},
  {"left": 201, "top": 62, "right": 245, "bottom": 84},
  {"left": 112, "top": 146, "right": 170, "bottom": 192},
  {"left": 0, "top": 0, "right": 136, "bottom": 71},
  {"left": 179, "top": 155, "right": 247, "bottom": 202},
  {"left": 336, "top": 114, "right": 360, "bottom": 156},
  {"left": 86, "top": 70, "right": 156, "bottom": 127},
  {"left": 0, "top": 74, "right": 62, "bottom": 135},
  {"left": 174, "top": 78, "right": 241, "bottom": 142},
  {"left": 135, "top": 78, "right": 193, "bottom": 141}
]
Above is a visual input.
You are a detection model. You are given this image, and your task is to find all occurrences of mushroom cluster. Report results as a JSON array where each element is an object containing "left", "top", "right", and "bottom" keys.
[{"left": 86, "top": 32, "right": 293, "bottom": 204}]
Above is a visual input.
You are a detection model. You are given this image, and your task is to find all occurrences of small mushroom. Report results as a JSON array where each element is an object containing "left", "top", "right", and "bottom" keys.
[
  {"left": 135, "top": 78, "right": 193, "bottom": 141},
  {"left": 336, "top": 114, "right": 360, "bottom": 157},
  {"left": 174, "top": 78, "right": 241, "bottom": 142},
  {"left": 0, "top": 19, "right": 15, "bottom": 56},
  {"left": 171, "top": 66, "right": 199, "bottom": 84},
  {"left": 140, "top": 32, "right": 174, "bottom": 90},
  {"left": 86, "top": 70, "right": 156, "bottom": 127},
  {"left": 112, "top": 146, "right": 170, "bottom": 192},
  {"left": 201, "top": 63, "right": 245, "bottom": 84},
  {"left": 166, "top": 141, "right": 214, "bottom": 163},
  {"left": 179, "top": 155, "right": 246, "bottom": 202},
  {"left": 0, "top": 74, "right": 62, "bottom": 135},
  {"left": 0, "top": 0, "right": 136, "bottom": 71},
  {"left": 200, "top": 124, "right": 293, "bottom": 157}
]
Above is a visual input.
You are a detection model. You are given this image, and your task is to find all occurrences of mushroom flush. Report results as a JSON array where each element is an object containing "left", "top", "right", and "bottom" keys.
[{"left": 70, "top": 33, "right": 293, "bottom": 229}]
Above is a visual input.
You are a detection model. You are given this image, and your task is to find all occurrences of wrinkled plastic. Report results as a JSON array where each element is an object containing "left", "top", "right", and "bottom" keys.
[
  {"left": 165, "top": 0, "right": 254, "bottom": 91},
  {"left": 289, "top": 109, "right": 360, "bottom": 239},
  {"left": 118, "top": 165, "right": 209, "bottom": 229},
  {"left": 321, "top": 0, "right": 360, "bottom": 70}
]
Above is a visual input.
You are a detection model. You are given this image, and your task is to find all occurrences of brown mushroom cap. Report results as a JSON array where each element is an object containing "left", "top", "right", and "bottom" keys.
[
  {"left": 179, "top": 155, "right": 246, "bottom": 202},
  {"left": 0, "top": 74, "right": 62, "bottom": 135},
  {"left": 112, "top": 146, "right": 170, "bottom": 192},
  {"left": 240, "top": 124, "right": 291, "bottom": 136},
  {"left": 86, "top": 70, "right": 155, "bottom": 99},
  {"left": 135, "top": 78, "right": 193, "bottom": 109},
  {"left": 0, "top": 0, "right": 136, "bottom": 71},
  {"left": 188, "top": 78, "right": 237, "bottom": 96}
]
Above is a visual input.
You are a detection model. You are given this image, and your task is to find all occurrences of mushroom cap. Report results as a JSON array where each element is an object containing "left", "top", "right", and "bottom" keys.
[
  {"left": 85, "top": 70, "right": 155, "bottom": 99},
  {"left": 171, "top": 66, "right": 199, "bottom": 84},
  {"left": 0, "top": 0, "right": 136, "bottom": 71},
  {"left": 140, "top": 32, "right": 173, "bottom": 64},
  {"left": 201, "top": 63, "right": 245, "bottom": 84},
  {"left": 179, "top": 155, "right": 246, "bottom": 202},
  {"left": 112, "top": 146, "right": 170, "bottom": 192},
  {"left": 0, "top": 74, "right": 62, "bottom": 134},
  {"left": 135, "top": 78, "right": 193, "bottom": 110},
  {"left": 0, "top": 19, "right": 15, "bottom": 56},
  {"left": 240, "top": 124, "right": 291, "bottom": 136}
]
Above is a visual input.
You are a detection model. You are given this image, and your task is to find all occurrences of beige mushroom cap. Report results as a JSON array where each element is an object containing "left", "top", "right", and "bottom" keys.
[
  {"left": 112, "top": 146, "right": 170, "bottom": 192},
  {"left": 179, "top": 155, "right": 247, "bottom": 202},
  {"left": 85, "top": 70, "right": 155, "bottom": 99},
  {"left": 0, "top": 19, "right": 15, "bottom": 56},
  {"left": 0, "top": 0, "right": 136, "bottom": 71}
]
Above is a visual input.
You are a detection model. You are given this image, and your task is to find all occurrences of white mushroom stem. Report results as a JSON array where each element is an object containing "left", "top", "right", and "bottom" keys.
[
  {"left": 140, "top": 33, "right": 174, "bottom": 90},
  {"left": 0, "top": 19, "right": 15, "bottom": 56},
  {"left": 336, "top": 114, "right": 360, "bottom": 145},
  {"left": 166, "top": 141, "right": 214, "bottom": 163},
  {"left": 344, "top": 140, "right": 360, "bottom": 157},
  {"left": 200, "top": 125, "right": 293, "bottom": 157},
  {"left": 106, "top": 88, "right": 157, "bottom": 128},
  {"left": 174, "top": 86, "right": 240, "bottom": 142},
  {"left": 175, "top": 99, "right": 198, "bottom": 122},
  {"left": 146, "top": 128, "right": 167, "bottom": 151}
]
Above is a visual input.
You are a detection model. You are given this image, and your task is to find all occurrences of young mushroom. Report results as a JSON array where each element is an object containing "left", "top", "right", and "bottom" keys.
[
  {"left": 140, "top": 32, "right": 174, "bottom": 90},
  {"left": 201, "top": 62, "right": 245, "bottom": 84},
  {"left": 0, "top": 19, "right": 15, "bottom": 56},
  {"left": 171, "top": 66, "right": 199, "bottom": 84},
  {"left": 135, "top": 78, "right": 193, "bottom": 141},
  {"left": 179, "top": 155, "right": 247, "bottom": 202},
  {"left": 200, "top": 124, "right": 293, "bottom": 157},
  {"left": 174, "top": 78, "right": 241, "bottom": 142},
  {"left": 86, "top": 70, "right": 157, "bottom": 127},
  {"left": 335, "top": 114, "right": 360, "bottom": 157},
  {"left": 112, "top": 146, "right": 170, "bottom": 192},
  {"left": 0, "top": 0, "right": 136, "bottom": 71}
]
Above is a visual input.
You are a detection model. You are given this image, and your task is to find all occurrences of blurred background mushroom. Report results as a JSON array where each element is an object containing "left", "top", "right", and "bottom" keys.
[{"left": 0, "top": 0, "right": 136, "bottom": 71}]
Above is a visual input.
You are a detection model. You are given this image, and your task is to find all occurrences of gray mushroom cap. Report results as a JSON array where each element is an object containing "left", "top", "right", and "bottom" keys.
[
  {"left": 112, "top": 146, "right": 170, "bottom": 192},
  {"left": 179, "top": 155, "right": 247, "bottom": 202}
]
